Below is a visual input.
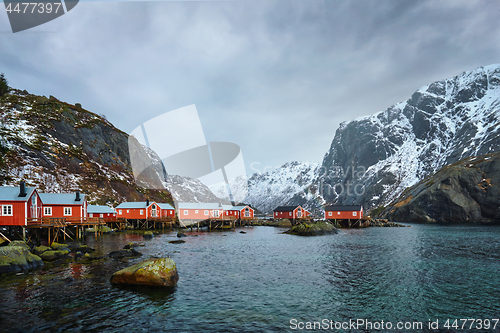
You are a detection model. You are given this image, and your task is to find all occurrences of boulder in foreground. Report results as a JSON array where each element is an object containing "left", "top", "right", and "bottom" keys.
[
  {"left": 111, "top": 258, "right": 179, "bottom": 287},
  {"left": 286, "top": 220, "right": 338, "bottom": 236}
]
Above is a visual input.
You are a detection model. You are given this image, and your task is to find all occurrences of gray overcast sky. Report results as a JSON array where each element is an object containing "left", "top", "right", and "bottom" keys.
[{"left": 1, "top": 0, "right": 500, "bottom": 175}]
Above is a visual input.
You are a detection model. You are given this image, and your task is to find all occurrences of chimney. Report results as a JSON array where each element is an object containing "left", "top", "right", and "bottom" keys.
[
  {"left": 75, "top": 191, "right": 81, "bottom": 201},
  {"left": 146, "top": 199, "right": 150, "bottom": 206},
  {"left": 19, "top": 181, "right": 27, "bottom": 197}
]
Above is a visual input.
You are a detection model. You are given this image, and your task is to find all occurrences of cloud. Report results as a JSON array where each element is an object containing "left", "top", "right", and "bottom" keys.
[{"left": 1, "top": 0, "right": 500, "bottom": 174}]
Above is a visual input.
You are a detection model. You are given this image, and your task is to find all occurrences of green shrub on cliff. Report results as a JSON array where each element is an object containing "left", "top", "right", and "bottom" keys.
[{"left": 0, "top": 73, "right": 9, "bottom": 97}]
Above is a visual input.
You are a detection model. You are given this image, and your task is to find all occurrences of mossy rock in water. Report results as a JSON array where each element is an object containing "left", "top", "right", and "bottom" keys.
[
  {"left": 0, "top": 245, "right": 44, "bottom": 274},
  {"left": 286, "top": 221, "right": 338, "bottom": 236},
  {"left": 110, "top": 258, "right": 179, "bottom": 287},
  {"left": 39, "top": 250, "right": 70, "bottom": 261},
  {"left": 8, "top": 240, "right": 29, "bottom": 250},
  {"left": 39, "top": 250, "right": 70, "bottom": 262},
  {"left": 101, "top": 226, "right": 113, "bottom": 233},
  {"left": 69, "top": 244, "right": 95, "bottom": 253},
  {"left": 143, "top": 231, "right": 154, "bottom": 239},
  {"left": 50, "top": 242, "right": 70, "bottom": 251},
  {"left": 33, "top": 245, "right": 51, "bottom": 255},
  {"left": 168, "top": 239, "right": 185, "bottom": 244},
  {"left": 108, "top": 248, "right": 142, "bottom": 259},
  {"left": 85, "top": 228, "right": 96, "bottom": 234},
  {"left": 123, "top": 242, "right": 140, "bottom": 249}
]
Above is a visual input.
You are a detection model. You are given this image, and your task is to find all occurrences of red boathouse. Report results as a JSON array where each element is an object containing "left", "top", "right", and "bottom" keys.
[{"left": 324, "top": 205, "right": 363, "bottom": 220}]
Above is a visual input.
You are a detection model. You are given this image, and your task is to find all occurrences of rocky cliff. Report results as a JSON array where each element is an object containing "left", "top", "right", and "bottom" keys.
[
  {"left": 0, "top": 88, "right": 172, "bottom": 205},
  {"left": 381, "top": 151, "right": 500, "bottom": 223},
  {"left": 318, "top": 64, "right": 500, "bottom": 211}
]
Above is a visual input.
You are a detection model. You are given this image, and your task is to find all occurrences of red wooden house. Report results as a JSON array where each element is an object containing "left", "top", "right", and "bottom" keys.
[
  {"left": 178, "top": 203, "right": 224, "bottom": 222},
  {"left": 324, "top": 205, "right": 363, "bottom": 219},
  {"left": 223, "top": 205, "right": 254, "bottom": 219},
  {"left": 39, "top": 192, "right": 88, "bottom": 219},
  {"left": 0, "top": 182, "right": 42, "bottom": 226},
  {"left": 116, "top": 200, "right": 163, "bottom": 219},
  {"left": 157, "top": 203, "right": 176, "bottom": 218},
  {"left": 273, "top": 205, "right": 311, "bottom": 219},
  {"left": 87, "top": 205, "right": 117, "bottom": 221}
]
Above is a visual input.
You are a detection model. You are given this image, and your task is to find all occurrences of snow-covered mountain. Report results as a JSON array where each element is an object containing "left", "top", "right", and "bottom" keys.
[
  {"left": 244, "top": 64, "right": 500, "bottom": 215},
  {"left": 240, "top": 161, "right": 320, "bottom": 214},
  {"left": 318, "top": 64, "right": 500, "bottom": 211}
]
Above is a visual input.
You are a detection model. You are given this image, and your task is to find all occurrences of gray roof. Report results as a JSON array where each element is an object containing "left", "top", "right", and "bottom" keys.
[
  {"left": 87, "top": 205, "right": 116, "bottom": 214},
  {"left": 324, "top": 205, "right": 363, "bottom": 211},
  {"left": 39, "top": 192, "right": 86, "bottom": 205},
  {"left": 0, "top": 186, "right": 36, "bottom": 202},
  {"left": 274, "top": 205, "right": 302, "bottom": 212},
  {"left": 222, "top": 205, "right": 252, "bottom": 210},
  {"left": 157, "top": 203, "right": 175, "bottom": 210},
  {"left": 177, "top": 202, "right": 222, "bottom": 210},
  {"left": 115, "top": 202, "right": 152, "bottom": 209}
]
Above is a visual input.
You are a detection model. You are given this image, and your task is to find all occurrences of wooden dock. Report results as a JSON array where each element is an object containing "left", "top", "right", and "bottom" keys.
[{"left": 24, "top": 217, "right": 107, "bottom": 244}]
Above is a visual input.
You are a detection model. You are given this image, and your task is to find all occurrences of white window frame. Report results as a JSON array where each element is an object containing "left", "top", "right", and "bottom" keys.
[
  {"left": 151, "top": 206, "right": 157, "bottom": 217},
  {"left": 140, "top": 209, "right": 144, "bottom": 215},
  {"left": 195, "top": 210, "right": 199, "bottom": 213},
  {"left": 184, "top": 210, "right": 188, "bottom": 215},
  {"left": 44, "top": 207, "right": 52, "bottom": 216},
  {"left": 100, "top": 213, "right": 104, "bottom": 218},
  {"left": 2, "top": 205, "right": 13, "bottom": 216},
  {"left": 289, "top": 212, "right": 292, "bottom": 216},
  {"left": 353, "top": 211, "right": 357, "bottom": 216},
  {"left": 337, "top": 211, "right": 340, "bottom": 215},
  {"left": 245, "top": 207, "right": 250, "bottom": 217},
  {"left": 64, "top": 207, "right": 72, "bottom": 216},
  {"left": 119, "top": 210, "right": 122, "bottom": 215},
  {"left": 328, "top": 211, "right": 332, "bottom": 216},
  {"left": 204, "top": 210, "right": 209, "bottom": 216}
]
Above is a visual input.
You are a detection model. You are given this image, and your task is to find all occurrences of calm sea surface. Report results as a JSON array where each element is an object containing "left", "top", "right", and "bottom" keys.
[{"left": 1, "top": 224, "right": 500, "bottom": 332}]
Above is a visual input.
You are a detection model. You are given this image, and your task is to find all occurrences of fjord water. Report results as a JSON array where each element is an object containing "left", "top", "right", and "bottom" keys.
[{"left": 1, "top": 225, "right": 499, "bottom": 332}]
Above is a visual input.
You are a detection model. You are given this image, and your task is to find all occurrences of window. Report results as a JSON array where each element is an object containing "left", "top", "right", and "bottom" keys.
[
  {"left": 328, "top": 211, "right": 332, "bottom": 216},
  {"left": 140, "top": 209, "right": 144, "bottom": 215},
  {"left": 245, "top": 207, "right": 250, "bottom": 217},
  {"left": 204, "top": 210, "right": 209, "bottom": 215},
  {"left": 100, "top": 214, "right": 103, "bottom": 218},
  {"left": 64, "top": 207, "right": 72, "bottom": 216},
  {"left": 337, "top": 211, "right": 340, "bottom": 215},
  {"left": 195, "top": 210, "right": 199, "bottom": 213},
  {"left": 127, "top": 210, "right": 130, "bottom": 213},
  {"left": 119, "top": 210, "right": 122, "bottom": 215},
  {"left": 2, "top": 205, "right": 13, "bottom": 216},
  {"left": 289, "top": 212, "right": 292, "bottom": 216},
  {"left": 184, "top": 210, "right": 188, "bottom": 215},
  {"left": 213, "top": 210, "right": 219, "bottom": 217},
  {"left": 353, "top": 211, "right": 357, "bottom": 216},
  {"left": 44, "top": 207, "right": 52, "bottom": 216},
  {"left": 151, "top": 206, "right": 157, "bottom": 217},
  {"left": 89, "top": 213, "right": 93, "bottom": 217}
]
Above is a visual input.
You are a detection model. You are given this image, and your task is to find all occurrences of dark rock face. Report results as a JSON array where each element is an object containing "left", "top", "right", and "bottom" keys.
[
  {"left": 316, "top": 65, "right": 500, "bottom": 211},
  {"left": 383, "top": 151, "right": 500, "bottom": 223}
]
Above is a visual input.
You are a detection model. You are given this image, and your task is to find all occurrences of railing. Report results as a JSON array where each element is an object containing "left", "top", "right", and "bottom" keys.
[{"left": 27, "top": 217, "right": 104, "bottom": 226}]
